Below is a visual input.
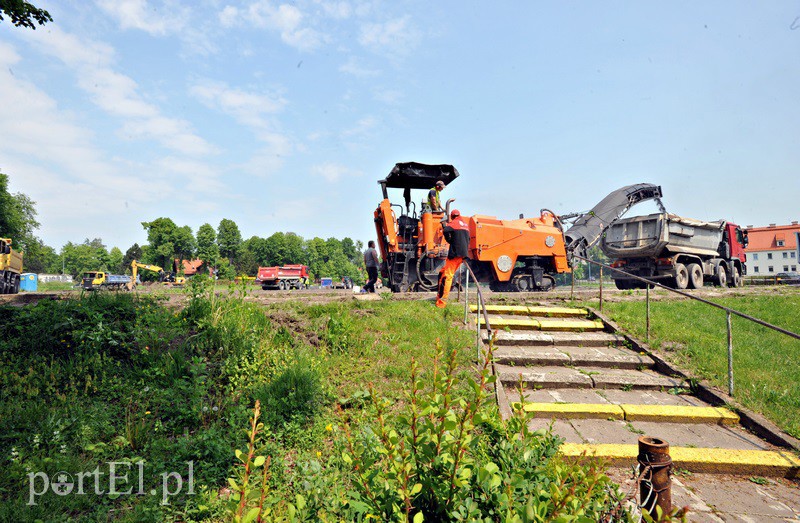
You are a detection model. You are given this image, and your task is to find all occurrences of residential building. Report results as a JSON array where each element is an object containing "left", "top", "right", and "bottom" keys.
[{"left": 744, "top": 222, "right": 800, "bottom": 275}]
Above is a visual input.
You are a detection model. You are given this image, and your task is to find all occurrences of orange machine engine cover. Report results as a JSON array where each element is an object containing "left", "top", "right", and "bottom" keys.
[{"left": 469, "top": 212, "right": 570, "bottom": 281}]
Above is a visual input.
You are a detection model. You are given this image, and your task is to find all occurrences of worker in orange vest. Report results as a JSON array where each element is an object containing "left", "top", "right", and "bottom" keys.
[{"left": 436, "top": 209, "right": 470, "bottom": 308}]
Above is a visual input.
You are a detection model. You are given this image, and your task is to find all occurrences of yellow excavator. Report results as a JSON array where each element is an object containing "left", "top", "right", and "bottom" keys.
[{"left": 126, "top": 260, "right": 186, "bottom": 290}]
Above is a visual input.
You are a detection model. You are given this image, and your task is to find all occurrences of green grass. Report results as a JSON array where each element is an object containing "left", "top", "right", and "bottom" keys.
[{"left": 597, "top": 291, "right": 800, "bottom": 438}]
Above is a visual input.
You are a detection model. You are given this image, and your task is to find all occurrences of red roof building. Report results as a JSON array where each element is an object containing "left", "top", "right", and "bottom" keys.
[{"left": 744, "top": 222, "right": 800, "bottom": 275}]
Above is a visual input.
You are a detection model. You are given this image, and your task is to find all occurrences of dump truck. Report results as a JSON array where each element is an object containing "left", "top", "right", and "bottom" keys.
[
  {"left": 601, "top": 213, "right": 748, "bottom": 289},
  {"left": 257, "top": 265, "right": 308, "bottom": 290},
  {"left": 0, "top": 238, "right": 23, "bottom": 294},
  {"left": 82, "top": 271, "right": 138, "bottom": 290},
  {"left": 373, "top": 162, "right": 663, "bottom": 292}
]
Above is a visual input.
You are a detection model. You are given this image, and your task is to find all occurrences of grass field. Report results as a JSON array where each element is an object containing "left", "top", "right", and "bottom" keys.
[
  {"left": 595, "top": 289, "right": 800, "bottom": 439},
  {"left": 0, "top": 284, "right": 631, "bottom": 521}
]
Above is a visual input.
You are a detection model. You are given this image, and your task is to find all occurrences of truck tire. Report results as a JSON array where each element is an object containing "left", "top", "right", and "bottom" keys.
[
  {"left": 278, "top": 280, "right": 286, "bottom": 290},
  {"left": 673, "top": 263, "right": 689, "bottom": 290},
  {"left": 687, "top": 263, "right": 703, "bottom": 289},
  {"left": 714, "top": 265, "right": 727, "bottom": 287},
  {"left": 730, "top": 266, "right": 742, "bottom": 288},
  {"left": 614, "top": 279, "right": 631, "bottom": 290},
  {"left": 262, "top": 285, "right": 269, "bottom": 290}
]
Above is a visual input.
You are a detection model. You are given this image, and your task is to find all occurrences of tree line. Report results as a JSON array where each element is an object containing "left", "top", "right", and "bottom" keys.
[{"left": 1, "top": 174, "right": 368, "bottom": 282}]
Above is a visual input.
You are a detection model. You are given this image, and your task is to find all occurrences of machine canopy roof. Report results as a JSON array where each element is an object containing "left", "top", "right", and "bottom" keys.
[{"left": 380, "top": 162, "right": 460, "bottom": 190}]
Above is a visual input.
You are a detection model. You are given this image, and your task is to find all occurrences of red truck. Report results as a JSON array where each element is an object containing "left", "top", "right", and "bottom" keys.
[{"left": 257, "top": 264, "right": 309, "bottom": 290}]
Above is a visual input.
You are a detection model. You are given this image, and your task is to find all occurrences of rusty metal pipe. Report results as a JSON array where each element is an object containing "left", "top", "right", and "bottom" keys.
[{"left": 638, "top": 436, "right": 672, "bottom": 521}]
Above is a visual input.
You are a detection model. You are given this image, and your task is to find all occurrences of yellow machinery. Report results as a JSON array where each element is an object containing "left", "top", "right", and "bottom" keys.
[
  {"left": 127, "top": 260, "right": 185, "bottom": 290},
  {"left": 0, "top": 238, "right": 23, "bottom": 294}
]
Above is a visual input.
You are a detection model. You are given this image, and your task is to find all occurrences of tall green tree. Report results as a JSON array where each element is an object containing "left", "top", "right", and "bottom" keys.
[
  {"left": 141, "top": 218, "right": 196, "bottom": 269},
  {"left": 0, "top": 173, "right": 40, "bottom": 243},
  {"left": 264, "top": 232, "right": 288, "bottom": 266},
  {"left": 196, "top": 223, "right": 219, "bottom": 270},
  {"left": 217, "top": 219, "right": 242, "bottom": 264},
  {"left": 122, "top": 243, "right": 143, "bottom": 273},
  {"left": 60, "top": 239, "right": 110, "bottom": 278},
  {"left": 0, "top": 0, "right": 52, "bottom": 30}
]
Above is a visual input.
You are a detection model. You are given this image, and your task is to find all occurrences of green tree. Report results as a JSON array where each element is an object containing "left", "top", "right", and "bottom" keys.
[
  {"left": 196, "top": 223, "right": 219, "bottom": 270},
  {"left": 284, "top": 232, "right": 305, "bottom": 264},
  {"left": 264, "top": 232, "right": 288, "bottom": 266},
  {"left": 0, "top": 0, "right": 52, "bottom": 30},
  {"left": 0, "top": 173, "right": 40, "bottom": 244},
  {"left": 60, "top": 239, "right": 110, "bottom": 278},
  {"left": 19, "top": 237, "right": 58, "bottom": 273},
  {"left": 109, "top": 246, "right": 124, "bottom": 274},
  {"left": 121, "top": 243, "right": 143, "bottom": 273},
  {"left": 141, "top": 218, "right": 196, "bottom": 269},
  {"left": 217, "top": 218, "right": 242, "bottom": 264}
]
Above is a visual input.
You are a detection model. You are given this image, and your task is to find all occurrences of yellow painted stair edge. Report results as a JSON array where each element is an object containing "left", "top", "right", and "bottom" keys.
[
  {"left": 521, "top": 403, "right": 739, "bottom": 425},
  {"left": 559, "top": 443, "right": 800, "bottom": 478}
]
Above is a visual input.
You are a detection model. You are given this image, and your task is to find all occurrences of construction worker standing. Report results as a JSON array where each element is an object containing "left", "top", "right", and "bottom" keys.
[
  {"left": 427, "top": 180, "right": 445, "bottom": 212},
  {"left": 363, "top": 240, "right": 380, "bottom": 293},
  {"left": 436, "top": 209, "right": 470, "bottom": 308}
]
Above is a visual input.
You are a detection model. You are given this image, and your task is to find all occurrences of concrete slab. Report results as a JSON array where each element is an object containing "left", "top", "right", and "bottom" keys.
[
  {"left": 560, "top": 443, "right": 800, "bottom": 477},
  {"left": 493, "top": 346, "right": 571, "bottom": 366},
  {"left": 537, "top": 318, "right": 605, "bottom": 331},
  {"left": 569, "top": 419, "right": 640, "bottom": 445},
  {"left": 471, "top": 304, "right": 589, "bottom": 317},
  {"left": 521, "top": 402, "right": 625, "bottom": 420},
  {"left": 481, "top": 316, "right": 542, "bottom": 330},
  {"left": 621, "top": 404, "right": 739, "bottom": 425},
  {"left": 487, "top": 330, "right": 624, "bottom": 347},
  {"left": 557, "top": 345, "right": 654, "bottom": 369},
  {"left": 589, "top": 368, "right": 688, "bottom": 391},
  {"left": 607, "top": 469, "right": 800, "bottom": 523},
  {"left": 630, "top": 421, "right": 770, "bottom": 451},
  {"left": 495, "top": 364, "right": 593, "bottom": 389},
  {"left": 511, "top": 389, "right": 613, "bottom": 405},
  {"left": 597, "top": 389, "right": 705, "bottom": 407},
  {"left": 527, "top": 419, "right": 585, "bottom": 443}
]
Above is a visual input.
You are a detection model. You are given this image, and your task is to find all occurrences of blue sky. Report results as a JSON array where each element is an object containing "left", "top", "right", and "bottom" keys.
[{"left": 1, "top": 1, "right": 798, "bottom": 252}]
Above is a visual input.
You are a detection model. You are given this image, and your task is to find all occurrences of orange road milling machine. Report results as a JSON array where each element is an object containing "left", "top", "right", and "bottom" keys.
[{"left": 373, "top": 162, "right": 664, "bottom": 292}]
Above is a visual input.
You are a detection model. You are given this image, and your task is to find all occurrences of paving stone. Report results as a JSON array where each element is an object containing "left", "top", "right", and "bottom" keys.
[
  {"left": 597, "top": 389, "right": 705, "bottom": 406},
  {"left": 557, "top": 345, "right": 654, "bottom": 369},
  {"left": 495, "top": 364, "right": 592, "bottom": 389},
  {"left": 526, "top": 419, "right": 584, "bottom": 444},
  {"left": 493, "top": 346, "right": 570, "bottom": 366},
  {"left": 511, "top": 389, "right": 612, "bottom": 405},
  {"left": 630, "top": 421, "right": 770, "bottom": 451},
  {"left": 588, "top": 367, "right": 688, "bottom": 390},
  {"left": 487, "top": 330, "right": 624, "bottom": 347}
]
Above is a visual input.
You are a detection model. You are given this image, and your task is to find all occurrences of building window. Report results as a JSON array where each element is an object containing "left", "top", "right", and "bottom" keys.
[
  {"left": 777, "top": 240, "right": 785, "bottom": 247},
  {"left": 754, "top": 266, "right": 759, "bottom": 273},
  {"left": 784, "top": 265, "right": 790, "bottom": 271},
  {"left": 768, "top": 266, "right": 774, "bottom": 272},
  {"left": 793, "top": 265, "right": 797, "bottom": 271},
  {"left": 792, "top": 252, "right": 796, "bottom": 258},
  {"left": 767, "top": 253, "right": 773, "bottom": 260},
  {"left": 783, "top": 252, "right": 788, "bottom": 259},
  {"left": 753, "top": 253, "right": 758, "bottom": 260}
]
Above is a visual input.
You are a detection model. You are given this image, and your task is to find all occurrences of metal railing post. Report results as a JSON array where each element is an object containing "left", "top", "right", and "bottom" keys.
[
  {"left": 646, "top": 284, "right": 651, "bottom": 343},
  {"left": 571, "top": 270, "right": 575, "bottom": 300},
  {"left": 463, "top": 269, "right": 470, "bottom": 326},
  {"left": 727, "top": 311, "right": 734, "bottom": 396},
  {"left": 599, "top": 265, "right": 603, "bottom": 312}
]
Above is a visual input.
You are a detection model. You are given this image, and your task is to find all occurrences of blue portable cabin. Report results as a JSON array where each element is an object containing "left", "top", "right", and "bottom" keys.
[
  {"left": 320, "top": 277, "right": 333, "bottom": 288},
  {"left": 20, "top": 273, "right": 38, "bottom": 292}
]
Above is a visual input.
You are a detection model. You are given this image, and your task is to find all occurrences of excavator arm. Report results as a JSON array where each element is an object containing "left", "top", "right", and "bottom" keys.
[{"left": 562, "top": 183, "right": 664, "bottom": 260}]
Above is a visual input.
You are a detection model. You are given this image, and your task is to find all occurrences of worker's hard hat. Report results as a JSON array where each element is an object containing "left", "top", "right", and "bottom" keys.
[
  {"left": 450, "top": 209, "right": 460, "bottom": 218},
  {"left": 436, "top": 180, "right": 445, "bottom": 188}
]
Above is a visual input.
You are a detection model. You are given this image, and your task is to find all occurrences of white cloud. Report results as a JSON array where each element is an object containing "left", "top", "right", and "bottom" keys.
[
  {"left": 311, "top": 162, "right": 362, "bottom": 182},
  {"left": 373, "top": 88, "right": 403, "bottom": 104},
  {"left": 220, "top": 1, "right": 325, "bottom": 51},
  {"left": 359, "top": 15, "right": 420, "bottom": 57},
  {"left": 20, "top": 27, "right": 215, "bottom": 156},
  {"left": 318, "top": 1, "right": 352, "bottom": 20},
  {"left": 342, "top": 115, "right": 377, "bottom": 137},
  {"left": 95, "top": 0, "right": 189, "bottom": 36},
  {"left": 339, "top": 56, "right": 381, "bottom": 77},
  {"left": 191, "top": 80, "right": 285, "bottom": 127}
]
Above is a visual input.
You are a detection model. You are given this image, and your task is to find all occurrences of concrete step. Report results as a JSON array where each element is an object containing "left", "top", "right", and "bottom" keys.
[
  {"left": 486, "top": 330, "right": 625, "bottom": 347},
  {"left": 479, "top": 316, "right": 605, "bottom": 332},
  {"left": 496, "top": 364, "right": 688, "bottom": 391},
  {"left": 494, "top": 345, "right": 654, "bottom": 369},
  {"left": 517, "top": 402, "right": 739, "bottom": 425},
  {"left": 470, "top": 304, "right": 589, "bottom": 318},
  {"left": 559, "top": 443, "right": 800, "bottom": 477}
]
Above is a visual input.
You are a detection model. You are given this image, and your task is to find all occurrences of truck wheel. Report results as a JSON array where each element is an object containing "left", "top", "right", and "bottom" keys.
[
  {"left": 278, "top": 280, "right": 285, "bottom": 290},
  {"left": 262, "top": 285, "right": 269, "bottom": 291},
  {"left": 730, "top": 266, "right": 742, "bottom": 288},
  {"left": 687, "top": 263, "right": 703, "bottom": 289},
  {"left": 674, "top": 263, "right": 689, "bottom": 290},
  {"left": 714, "top": 265, "right": 727, "bottom": 287}
]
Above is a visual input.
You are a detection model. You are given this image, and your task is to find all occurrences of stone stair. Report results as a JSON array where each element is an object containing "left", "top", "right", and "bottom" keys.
[{"left": 471, "top": 302, "right": 800, "bottom": 521}]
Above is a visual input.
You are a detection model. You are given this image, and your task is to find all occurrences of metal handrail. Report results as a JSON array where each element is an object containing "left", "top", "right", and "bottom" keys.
[
  {"left": 572, "top": 254, "right": 800, "bottom": 395},
  {"left": 461, "top": 264, "right": 492, "bottom": 361}
]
